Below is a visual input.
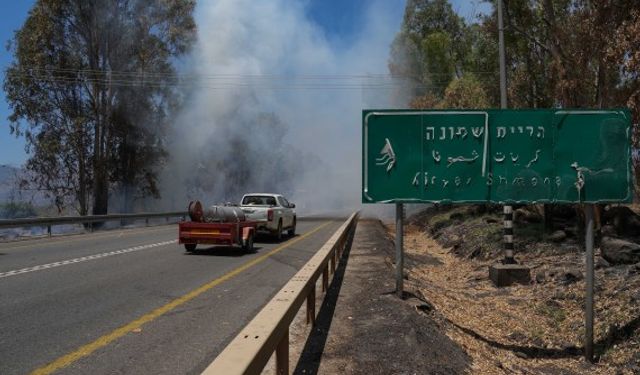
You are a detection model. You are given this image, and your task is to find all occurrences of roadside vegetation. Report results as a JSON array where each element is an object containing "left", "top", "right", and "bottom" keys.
[
  {"left": 0, "top": 201, "right": 37, "bottom": 219},
  {"left": 384, "top": 3, "right": 640, "bottom": 370},
  {"left": 386, "top": 204, "right": 640, "bottom": 374},
  {"left": 3, "top": 0, "right": 196, "bottom": 215}
]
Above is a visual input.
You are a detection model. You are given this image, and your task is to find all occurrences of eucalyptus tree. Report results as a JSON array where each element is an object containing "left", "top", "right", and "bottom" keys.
[
  {"left": 389, "top": 0, "right": 469, "bottom": 100},
  {"left": 4, "top": 0, "right": 196, "bottom": 214}
]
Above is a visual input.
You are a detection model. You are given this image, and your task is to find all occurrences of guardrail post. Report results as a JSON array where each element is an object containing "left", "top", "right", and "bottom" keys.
[
  {"left": 276, "top": 328, "right": 289, "bottom": 375},
  {"left": 322, "top": 267, "right": 329, "bottom": 292},
  {"left": 330, "top": 251, "right": 336, "bottom": 274},
  {"left": 306, "top": 287, "right": 316, "bottom": 326}
]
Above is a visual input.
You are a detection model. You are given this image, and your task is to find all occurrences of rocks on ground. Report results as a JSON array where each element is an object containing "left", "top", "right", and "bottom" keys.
[
  {"left": 401, "top": 203, "right": 640, "bottom": 373},
  {"left": 601, "top": 236, "right": 640, "bottom": 265}
]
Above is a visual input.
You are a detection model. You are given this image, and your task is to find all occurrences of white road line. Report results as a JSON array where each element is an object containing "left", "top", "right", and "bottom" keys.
[{"left": 0, "top": 240, "right": 177, "bottom": 279}]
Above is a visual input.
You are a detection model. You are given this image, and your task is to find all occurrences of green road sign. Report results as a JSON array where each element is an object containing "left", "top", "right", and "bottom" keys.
[{"left": 363, "top": 109, "right": 631, "bottom": 204}]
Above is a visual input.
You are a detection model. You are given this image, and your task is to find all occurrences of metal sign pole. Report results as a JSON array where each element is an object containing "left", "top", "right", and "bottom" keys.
[
  {"left": 585, "top": 204, "right": 595, "bottom": 362},
  {"left": 396, "top": 203, "right": 404, "bottom": 298}
]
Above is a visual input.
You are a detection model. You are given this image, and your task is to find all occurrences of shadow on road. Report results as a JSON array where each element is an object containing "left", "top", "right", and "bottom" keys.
[
  {"left": 254, "top": 234, "right": 296, "bottom": 244},
  {"left": 182, "top": 232, "right": 300, "bottom": 257},
  {"left": 185, "top": 246, "right": 263, "bottom": 257},
  {"left": 294, "top": 221, "right": 472, "bottom": 374},
  {"left": 292, "top": 227, "right": 354, "bottom": 375}
]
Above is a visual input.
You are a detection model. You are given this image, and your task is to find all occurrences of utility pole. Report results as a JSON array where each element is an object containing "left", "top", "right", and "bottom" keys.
[
  {"left": 489, "top": 0, "right": 530, "bottom": 288},
  {"left": 498, "top": 0, "right": 507, "bottom": 109},
  {"left": 498, "top": 0, "right": 516, "bottom": 265}
]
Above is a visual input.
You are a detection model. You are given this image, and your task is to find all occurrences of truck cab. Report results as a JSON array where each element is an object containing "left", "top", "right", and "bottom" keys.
[{"left": 240, "top": 193, "right": 296, "bottom": 240}]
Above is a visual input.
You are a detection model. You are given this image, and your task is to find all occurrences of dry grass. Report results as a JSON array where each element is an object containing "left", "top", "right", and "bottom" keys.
[{"left": 387, "top": 222, "right": 640, "bottom": 375}]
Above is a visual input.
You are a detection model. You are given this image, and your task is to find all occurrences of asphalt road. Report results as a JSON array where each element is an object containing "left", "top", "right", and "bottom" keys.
[{"left": 0, "top": 219, "right": 343, "bottom": 375}]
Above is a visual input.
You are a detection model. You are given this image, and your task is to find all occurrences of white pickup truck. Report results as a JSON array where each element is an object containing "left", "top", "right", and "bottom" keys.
[{"left": 240, "top": 193, "right": 296, "bottom": 240}]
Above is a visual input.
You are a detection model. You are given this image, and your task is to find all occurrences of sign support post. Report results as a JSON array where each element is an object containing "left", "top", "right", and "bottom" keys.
[
  {"left": 396, "top": 203, "right": 404, "bottom": 298},
  {"left": 503, "top": 205, "right": 516, "bottom": 264},
  {"left": 585, "top": 204, "right": 595, "bottom": 362}
]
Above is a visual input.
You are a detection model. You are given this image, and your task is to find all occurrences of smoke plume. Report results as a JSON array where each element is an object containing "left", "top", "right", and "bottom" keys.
[{"left": 160, "top": 0, "right": 405, "bottom": 215}]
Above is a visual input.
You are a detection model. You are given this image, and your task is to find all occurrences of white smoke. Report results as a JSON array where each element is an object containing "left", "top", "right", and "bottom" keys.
[{"left": 160, "top": 0, "right": 405, "bottom": 216}]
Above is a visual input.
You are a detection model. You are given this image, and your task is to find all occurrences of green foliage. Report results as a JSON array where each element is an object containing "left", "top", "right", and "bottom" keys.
[
  {"left": 389, "top": 0, "right": 469, "bottom": 98},
  {"left": 421, "top": 32, "right": 455, "bottom": 94},
  {"left": 440, "top": 74, "right": 490, "bottom": 108},
  {"left": 0, "top": 201, "right": 37, "bottom": 219},
  {"left": 411, "top": 74, "right": 489, "bottom": 109},
  {"left": 391, "top": 0, "right": 640, "bottom": 190},
  {"left": 3, "top": 0, "right": 196, "bottom": 215}
]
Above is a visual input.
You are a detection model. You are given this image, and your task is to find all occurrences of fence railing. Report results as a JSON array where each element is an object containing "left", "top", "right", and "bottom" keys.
[
  {"left": 201, "top": 212, "right": 359, "bottom": 375},
  {"left": 0, "top": 211, "right": 187, "bottom": 235}
]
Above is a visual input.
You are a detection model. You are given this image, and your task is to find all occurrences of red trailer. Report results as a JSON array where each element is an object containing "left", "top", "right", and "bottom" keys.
[{"left": 178, "top": 201, "right": 257, "bottom": 252}]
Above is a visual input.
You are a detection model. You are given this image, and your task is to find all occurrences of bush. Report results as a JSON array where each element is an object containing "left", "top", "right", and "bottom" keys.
[{"left": 0, "top": 201, "right": 37, "bottom": 219}]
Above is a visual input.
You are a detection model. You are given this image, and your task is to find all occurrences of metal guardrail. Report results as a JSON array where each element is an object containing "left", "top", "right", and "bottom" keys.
[
  {"left": 0, "top": 211, "right": 187, "bottom": 233},
  {"left": 202, "top": 212, "right": 359, "bottom": 375}
]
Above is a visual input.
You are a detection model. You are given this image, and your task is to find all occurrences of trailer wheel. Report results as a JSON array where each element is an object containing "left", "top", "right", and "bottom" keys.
[
  {"left": 184, "top": 244, "right": 197, "bottom": 252},
  {"left": 242, "top": 233, "right": 254, "bottom": 253}
]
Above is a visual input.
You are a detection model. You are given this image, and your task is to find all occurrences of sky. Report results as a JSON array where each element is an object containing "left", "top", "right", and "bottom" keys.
[
  {"left": 0, "top": 2, "right": 34, "bottom": 167},
  {"left": 0, "top": 0, "right": 492, "bottom": 169}
]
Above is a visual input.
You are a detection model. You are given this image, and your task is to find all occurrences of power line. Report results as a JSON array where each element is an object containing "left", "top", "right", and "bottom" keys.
[
  {"left": 5, "top": 66, "right": 500, "bottom": 80},
  {"left": 5, "top": 69, "right": 501, "bottom": 91},
  {"left": 4, "top": 77, "right": 496, "bottom": 91}
]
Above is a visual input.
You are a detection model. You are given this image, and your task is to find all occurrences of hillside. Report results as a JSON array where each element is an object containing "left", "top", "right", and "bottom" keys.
[{"left": 388, "top": 205, "right": 640, "bottom": 374}]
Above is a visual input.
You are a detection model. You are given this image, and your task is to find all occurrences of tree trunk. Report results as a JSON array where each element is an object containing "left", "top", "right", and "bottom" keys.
[
  {"left": 92, "top": 168, "right": 109, "bottom": 216},
  {"left": 92, "top": 115, "right": 109, "bottom": 216},
  {"left": 542, "top": 0, "right": 573, "bottom": 107},
  {"left": 78, "top": 156, "right": 88, "bottom": 216}
]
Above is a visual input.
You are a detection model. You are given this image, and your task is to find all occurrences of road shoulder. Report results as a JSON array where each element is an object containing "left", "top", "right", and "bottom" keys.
[{"left": 288, "top": 219, "right": 471, "bottom": 374}]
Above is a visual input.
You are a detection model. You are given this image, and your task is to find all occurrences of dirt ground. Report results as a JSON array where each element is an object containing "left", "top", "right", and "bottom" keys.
[{"left": 392, "top": 205, "right": 640, "bottom": 375}]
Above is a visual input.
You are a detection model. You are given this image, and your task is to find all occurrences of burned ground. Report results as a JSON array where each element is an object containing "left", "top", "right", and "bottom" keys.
[{"left": 391, "top": 204, "right": 640, "bottom": 374}]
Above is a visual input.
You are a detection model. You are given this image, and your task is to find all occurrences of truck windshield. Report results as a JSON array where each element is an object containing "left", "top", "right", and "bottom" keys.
[{"left": 242, "top": 196, "right": 277, "bottom": 206}]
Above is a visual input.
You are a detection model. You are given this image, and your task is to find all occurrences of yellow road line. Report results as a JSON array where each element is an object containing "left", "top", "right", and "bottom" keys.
[
  {"left": 30, "top": 221, "right": 332, "bottom": 375},
  {"left": 0, "top": 225, "right": 176, "bottom": 251}
]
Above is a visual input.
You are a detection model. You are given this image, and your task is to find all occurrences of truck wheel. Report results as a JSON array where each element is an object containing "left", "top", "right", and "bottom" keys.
[
  {"left": 242, "top": 233, "right": 254, "bottom": 253},
  {"left": 184, "top": 244, "right": 196, "bottom": 252},
  {"left": 288, "top": 218, "right": 296, "bottom": 236},
  {"left": 275, "top": 220, "right": 283, "bottom": 241}
]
